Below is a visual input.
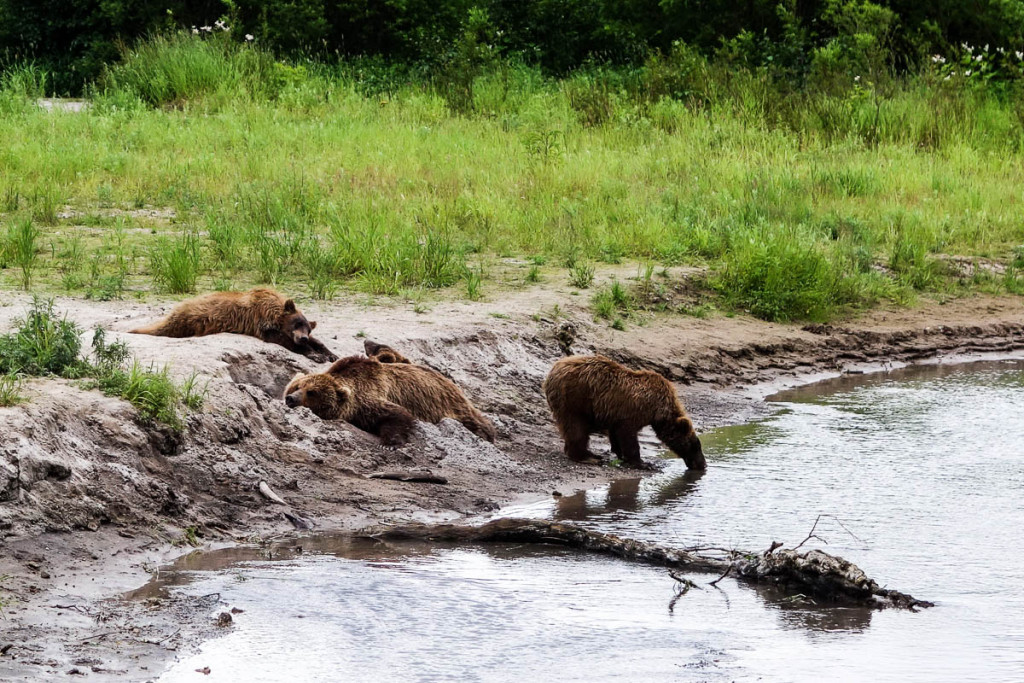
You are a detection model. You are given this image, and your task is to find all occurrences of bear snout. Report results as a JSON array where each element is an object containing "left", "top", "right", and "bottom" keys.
[
  {"left": 683, "top": 436, "right": 707, "bottom": 471},
  {"left": 285, "top": 392, "right": 301, "bottom": 408},
  {"left": 293, "top": 330, "right": 310, "bottom": 345}
]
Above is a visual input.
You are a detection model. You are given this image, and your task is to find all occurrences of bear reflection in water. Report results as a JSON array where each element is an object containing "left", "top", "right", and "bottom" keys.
[{"left": 553, "top": 469, "right": 706, "bottom": 521}]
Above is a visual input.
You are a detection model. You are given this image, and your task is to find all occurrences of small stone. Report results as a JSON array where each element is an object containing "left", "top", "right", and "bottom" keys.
[
  {"left": 215, "top": 612, "right": 233, "bottom": 627},
  {"left": 230, "top": 607, "right": 244, "bottom": 614},
  {"left": 39, "top": 571, "right": 50, "bottom": 579}
]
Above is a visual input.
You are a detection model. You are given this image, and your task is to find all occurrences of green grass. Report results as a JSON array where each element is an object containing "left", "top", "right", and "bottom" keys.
[{"left": 0, "top": 33, "right": 1023, "bottom": 321}]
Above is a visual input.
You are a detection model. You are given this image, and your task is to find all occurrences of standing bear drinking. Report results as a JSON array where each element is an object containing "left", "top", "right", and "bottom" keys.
[{"left": 543, "top": 355, "right": 705, "bottom": 470}]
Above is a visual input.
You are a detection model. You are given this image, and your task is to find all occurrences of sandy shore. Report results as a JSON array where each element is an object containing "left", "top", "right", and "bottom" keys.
[{"left": 1, "top": 282, "right": 1022, "bottom": 681}]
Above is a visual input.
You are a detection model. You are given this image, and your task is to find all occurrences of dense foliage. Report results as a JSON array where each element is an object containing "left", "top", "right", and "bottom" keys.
[{"left": 4, "top": 0, "right": 1024, "bottom": 93}]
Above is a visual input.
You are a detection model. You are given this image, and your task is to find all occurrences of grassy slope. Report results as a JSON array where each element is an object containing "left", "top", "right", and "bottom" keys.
[{"left": 1, "top": 49, "right": 1023, "bottom": 321}]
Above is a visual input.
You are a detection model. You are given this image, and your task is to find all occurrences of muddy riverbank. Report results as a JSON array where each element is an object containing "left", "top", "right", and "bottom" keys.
[{"left": 1, "top": 288, "right": 1022, "bottom": 680}]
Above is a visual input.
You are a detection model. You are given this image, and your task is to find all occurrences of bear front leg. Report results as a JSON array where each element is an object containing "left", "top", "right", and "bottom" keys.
[
  {"left": 611, "top": 426, "right": 644, "bottom": 468},
  {"left": 370, "top": 402, "right": 417, "bottom": 447},
  {"left": 301, "top": 335, "right": 339, "bottom": 364},
  {"left": 260, "top": 329, "right": 337, "bottom": 363}
]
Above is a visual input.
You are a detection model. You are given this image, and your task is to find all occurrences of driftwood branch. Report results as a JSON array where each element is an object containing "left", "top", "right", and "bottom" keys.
[{"left": 365, "top": 518, "right": 932, "bottom": 610}]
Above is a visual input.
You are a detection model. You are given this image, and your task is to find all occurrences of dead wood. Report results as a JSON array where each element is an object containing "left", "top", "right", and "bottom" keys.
[
  {"left": 365, "top": 518, "right": 933, "bottom": 610},
  {"left": 258, "top": 481, "right": 287, "bottom": 505},
  {"left": 367, "top": 471, "right": 449, "bottom": 484}
]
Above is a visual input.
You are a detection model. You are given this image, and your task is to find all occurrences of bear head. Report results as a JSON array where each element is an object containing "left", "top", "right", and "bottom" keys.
[
  {"left": 653, "top": 416, "right": 706, "bottom": 470},
  {"left": 279, "top": 299, "right": 317, "bottom": 346},
  {"left": 363, "top": 339, "right": 410, "bottom": 364},
  {"left": 284, "top": 373, "right": 352, "bottom": 421}
]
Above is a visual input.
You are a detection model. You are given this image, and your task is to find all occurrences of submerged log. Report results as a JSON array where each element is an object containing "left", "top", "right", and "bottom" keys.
[{"left": 366, "top": 518, "right": 932, "bottom": 610}]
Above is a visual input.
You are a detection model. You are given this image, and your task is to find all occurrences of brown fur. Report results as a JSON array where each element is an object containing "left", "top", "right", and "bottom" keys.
[
  {"left": 286, "top": 355, "right": 497, "bottom": 442},
  {"left": 130, "top": 288, "right": 333, "bottom": 359},
  {"left": 363, "top": 340, "right": 411, "bottom": 364},
  {"left": 284, "top": 373, "right": 415, "bottom": 446},
  {"left": 543, "top": 355, "right": 705, "bottom": 469}
]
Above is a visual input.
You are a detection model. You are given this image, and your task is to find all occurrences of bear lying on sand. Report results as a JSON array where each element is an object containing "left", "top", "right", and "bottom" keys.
[
  {"left": 131, "top": 288, "right": 337, "bottom": 363},
  {"left": 543, "top": 355, "right": 705, "bottom": 470},
  {"left": 283, "top": 371, "right": 416, "bottom": 446},
  {"left": 284, "top": 355, "right": 496, "bottom": 444}
]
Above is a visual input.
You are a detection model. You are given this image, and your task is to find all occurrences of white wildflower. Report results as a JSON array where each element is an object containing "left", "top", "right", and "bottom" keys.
[
  {"left": 931, "top": 54, "right": 946, "bottom": 64},
  {"left": 984, "top": 44, "right": 989, "bottom": 52},
  {"left": 1017, "top": 51, "right": 1023, "bottom": 60},
  {"left": 975, "top": 54, "right": 983, "bottom": 62},
  {"left": 966, "top": 69, "right": 972, "bottom": 76},
  {"left": 245, "top": 34, "right": 254, "bottom": 42},
  {"left": 854, "top": 75, "right": 861, "bottom": 82},
  {"left": 200, "top": 25, "right": 212, "bottom": 32},
  {"left": 192, "top": 27, "right": 199, "bottom": 35}
]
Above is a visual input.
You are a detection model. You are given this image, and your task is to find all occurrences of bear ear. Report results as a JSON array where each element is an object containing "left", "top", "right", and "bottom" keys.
[
  {"left": 309, "top": 320, "right": 317, "bottom": 330},
  {"left": 283, "top": 299, "right": 297, "bottom": 313},
  {"left": 335, "top": 385, "right": 352, "bottom": 403}
]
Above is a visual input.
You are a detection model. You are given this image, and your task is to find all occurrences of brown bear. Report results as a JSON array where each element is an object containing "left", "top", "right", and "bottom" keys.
[
  {"left": 543, "top": 355, "right": 705, "bottom": 470},
  {"left": 283, "top": 372, "right": 416, "bottom": 446},
  {"left": 130, "top": 288, "right": 337, "bottom": 362},
  {"left": 284, "top": 355, "right": 497, "bottom": 444}
]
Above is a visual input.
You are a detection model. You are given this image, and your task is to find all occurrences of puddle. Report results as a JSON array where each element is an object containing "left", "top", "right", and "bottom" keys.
[{"left": 146, "top": 358, "right": 1024, "bottom": 681}]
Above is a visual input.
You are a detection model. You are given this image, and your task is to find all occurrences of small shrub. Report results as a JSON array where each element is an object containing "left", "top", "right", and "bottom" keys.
[
  {"left": 526, "top": 265, "right": 541, "bottom": 283},
  {"left": 568, "top": 262, "right": 595, "bottom": 289},
  {"left": 0, "top": 299, "right": 84, "bottom": 376}
]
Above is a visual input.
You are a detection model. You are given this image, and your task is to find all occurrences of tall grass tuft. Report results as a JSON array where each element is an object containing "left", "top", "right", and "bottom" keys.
[
  {"left": 150, "top": 232, "right": 201, "bottom": 294},
  {"left": 101, "top": 32, "right": 285, "bottom": 108},
  {"left": 0, "top": 373, "right": 23, "bottom": 407},
  {"left": 6, "top": 218, "right": 40, "bottom": 290}
]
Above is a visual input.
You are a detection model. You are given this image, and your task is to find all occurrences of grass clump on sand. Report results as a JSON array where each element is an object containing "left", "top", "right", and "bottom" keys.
[{"left": 0, "top": 299, "right": 204, "bottom": 429}]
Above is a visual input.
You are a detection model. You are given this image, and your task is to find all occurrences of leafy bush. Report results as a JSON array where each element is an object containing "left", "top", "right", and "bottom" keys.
[
  {"left": 0, "top": 299, "right": 85, "bottom": 376},
  {"left": 714, "top": 228, "right": 865, "bottom": 322}
]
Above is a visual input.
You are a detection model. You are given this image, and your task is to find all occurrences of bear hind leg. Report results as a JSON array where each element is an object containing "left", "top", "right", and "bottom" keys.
[{"left": 560, "top": 419, "right": 601, "bottom": 464}]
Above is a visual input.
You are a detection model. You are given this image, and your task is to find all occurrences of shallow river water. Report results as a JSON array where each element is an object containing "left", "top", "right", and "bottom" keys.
[{"left": 151, "top": 359, "right": 1024, "bottom": 682}]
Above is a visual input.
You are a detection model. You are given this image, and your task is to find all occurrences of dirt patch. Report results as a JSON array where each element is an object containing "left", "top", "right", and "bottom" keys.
[{"left": 1, "top": 289, "right": 1022, "bottom": 679}]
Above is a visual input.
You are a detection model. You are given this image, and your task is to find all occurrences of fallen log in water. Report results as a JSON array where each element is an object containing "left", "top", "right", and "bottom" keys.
[{"left": 365, "top": 517, "right": 932, "bottom": 610}]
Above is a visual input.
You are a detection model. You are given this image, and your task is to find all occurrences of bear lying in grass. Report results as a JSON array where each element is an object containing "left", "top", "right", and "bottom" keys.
[
  {"left": 543, "top": 355, "right": 705, "bottom": 470},
  {"left": 284, "top": 355, "right": 496, "bottom": 445},
  {"left": 131, "top": 288, "right": 337, "bottom": 362}
]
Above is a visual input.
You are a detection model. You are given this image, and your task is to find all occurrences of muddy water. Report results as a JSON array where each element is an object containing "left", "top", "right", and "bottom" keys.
[{"left": 152, "top": 360, "right": 1024, "bottom": 682}]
